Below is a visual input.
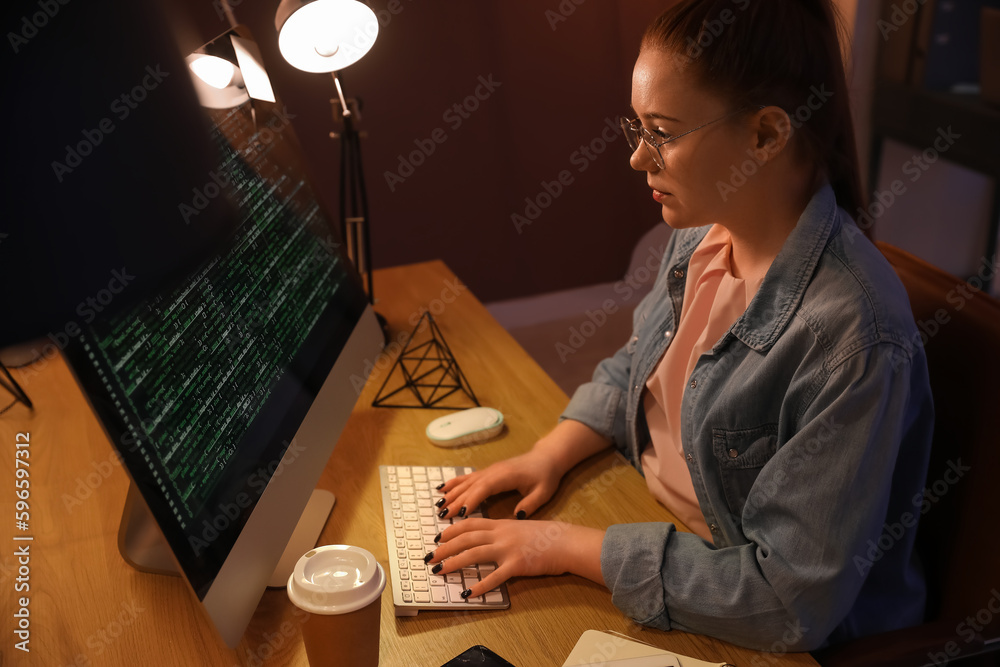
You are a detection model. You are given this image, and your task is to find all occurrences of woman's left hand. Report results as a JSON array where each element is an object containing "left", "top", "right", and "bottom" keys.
[{"left": 425, "top": 518, "right": 606, "bottom": 600}]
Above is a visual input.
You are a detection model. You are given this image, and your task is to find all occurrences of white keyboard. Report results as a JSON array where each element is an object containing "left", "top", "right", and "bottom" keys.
[{"left": 379, "top": 465, "right": 510, "bottom": 616}]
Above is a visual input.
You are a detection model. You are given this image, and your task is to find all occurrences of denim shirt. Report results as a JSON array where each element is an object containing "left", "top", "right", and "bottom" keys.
[{"left": 561, "top": 184, "right": 933, "bottom": 651}]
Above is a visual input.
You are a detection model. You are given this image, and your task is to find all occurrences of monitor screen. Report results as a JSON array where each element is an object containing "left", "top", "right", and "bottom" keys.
[{"left": 60, "top": 26, "right": 383, "bottom": 645}]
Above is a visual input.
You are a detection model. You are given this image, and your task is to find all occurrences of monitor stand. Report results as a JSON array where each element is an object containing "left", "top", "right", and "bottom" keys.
[{"left": 117, "top": 483, "right": 336, "bottom": 587}]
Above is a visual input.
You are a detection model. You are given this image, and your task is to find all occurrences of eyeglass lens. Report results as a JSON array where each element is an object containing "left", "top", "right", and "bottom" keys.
[{"left": 620, "top": 118, "right": 663, "bottom": 168}]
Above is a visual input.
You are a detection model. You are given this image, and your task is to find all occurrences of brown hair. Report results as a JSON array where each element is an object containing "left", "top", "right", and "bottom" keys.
[{"left": 642, "top": 0, "right": 865, "bottom": 218}]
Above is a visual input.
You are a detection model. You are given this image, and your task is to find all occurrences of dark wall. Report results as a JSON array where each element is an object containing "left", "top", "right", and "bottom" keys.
[{"left": 174, "top": 0, "right": 669, "bottom": 303}]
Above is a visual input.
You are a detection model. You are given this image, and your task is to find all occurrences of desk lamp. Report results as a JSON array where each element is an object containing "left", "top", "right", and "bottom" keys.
[
  {"left": 187, "top": 32, "right": 276, "bottom": 109},
  {"left": 275, "top": 0, "right": 379, "bottom": 303}
]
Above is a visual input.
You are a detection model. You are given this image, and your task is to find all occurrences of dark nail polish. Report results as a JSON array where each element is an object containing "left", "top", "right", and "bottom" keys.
[
  {"left": 423, "top": 551, "right": 434, "bottom": 563},
  {"left": 434, "top": 532, "right": 442, "bottom": 544},
  {"left": 431, "top": 563, "right": 443, "bottom": 574},
  {"left": 435, "top": 482, "right": 445, "bottom": 490},
  {"left": 438, "top": 508, "right": 449, "bottom": 519},
  {"left": 457, "top": 506, "right": 467, "bottom": 518},
  {"left": 460, "top": 588, "right": 472, "bottom": 599},
  {"left": 516, "top": 510, "right": 526, "bottom": 520},
  {"left": 435, "top": 498, "right": 446, "bottom": 508}
]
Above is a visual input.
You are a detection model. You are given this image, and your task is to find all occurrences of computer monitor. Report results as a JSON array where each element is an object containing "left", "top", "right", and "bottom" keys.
[{"left": 59, "top": 26, "right": 384, "bottom": 647}]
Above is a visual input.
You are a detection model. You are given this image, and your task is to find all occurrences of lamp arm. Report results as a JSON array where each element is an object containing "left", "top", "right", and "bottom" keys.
[{"left": 332, "top": 71, "right": 351, "bottom": 118}]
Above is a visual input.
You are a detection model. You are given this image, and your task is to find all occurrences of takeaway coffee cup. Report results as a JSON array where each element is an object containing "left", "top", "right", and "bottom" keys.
[{"left": 287, "top": 545, "right": 386, "bottom": 666}]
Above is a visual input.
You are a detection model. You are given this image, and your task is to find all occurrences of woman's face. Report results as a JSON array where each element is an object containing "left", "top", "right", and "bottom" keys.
[{"left": 629, "top": 48, "right": 755, "bottom": 229}]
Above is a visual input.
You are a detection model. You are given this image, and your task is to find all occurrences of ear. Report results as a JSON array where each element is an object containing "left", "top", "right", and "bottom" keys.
[{"left": 749, "top": 106, "right": 794, "bottom": 162}]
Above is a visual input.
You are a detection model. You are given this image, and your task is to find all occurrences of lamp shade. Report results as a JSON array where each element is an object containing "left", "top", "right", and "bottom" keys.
[{"left": 275, "top": 0, "right": 379, "bottom": 73}]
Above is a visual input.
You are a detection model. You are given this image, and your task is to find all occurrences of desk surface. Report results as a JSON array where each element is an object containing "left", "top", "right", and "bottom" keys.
[{"left": 0, "top": 261, "right": 818, "bottom": 667}]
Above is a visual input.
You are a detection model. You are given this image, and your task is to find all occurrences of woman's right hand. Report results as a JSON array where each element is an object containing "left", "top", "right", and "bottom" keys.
[{"left": 435, "top": 447, "right": 563, "bottom": 520}]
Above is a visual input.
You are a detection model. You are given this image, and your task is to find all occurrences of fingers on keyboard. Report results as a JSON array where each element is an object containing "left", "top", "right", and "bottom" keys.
[{"left": 471, "top": 569, "right": 506, "bottom": 602}]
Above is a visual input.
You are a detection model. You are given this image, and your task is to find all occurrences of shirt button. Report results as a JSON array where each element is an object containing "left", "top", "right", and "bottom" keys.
[
  {"left": 673, "top": 269, "right": 685, "bottom": 279},
  {"left": 685, "top": 453, "right": 694, "bottom": 463},
  {"left": 664, "top": 330, "right": 672, "bottom": 339},
  {"left": 728, "top": 449, "right": 739, "bottom": 459},
  {"left": 689, "top": 379, "right": 697, "bottom": 389},
  {"left": 709, "top": 523, "right": 719, "bottom": 533}
]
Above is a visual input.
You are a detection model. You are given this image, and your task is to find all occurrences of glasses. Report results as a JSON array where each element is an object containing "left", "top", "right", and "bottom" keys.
[{"left": 620, "top": 106, "right": 762, "bottom": 169}]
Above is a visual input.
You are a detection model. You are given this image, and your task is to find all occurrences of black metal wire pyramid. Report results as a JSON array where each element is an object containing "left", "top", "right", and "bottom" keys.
[
  {"left": 0, "top": 361, "right": 33, "bottom": 416},
  {"left": 371, "top": 311, "right": 480, "bottom": 409}
]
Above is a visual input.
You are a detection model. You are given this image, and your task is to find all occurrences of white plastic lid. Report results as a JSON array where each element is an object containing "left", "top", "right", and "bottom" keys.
[{"left": 286, "top": 545, "right": 386, "bottom": 615}]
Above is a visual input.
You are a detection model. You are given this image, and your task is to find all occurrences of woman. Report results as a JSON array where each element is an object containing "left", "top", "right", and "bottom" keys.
[{"left": 427, "top": 0, "right": 934, "bottom": 651}]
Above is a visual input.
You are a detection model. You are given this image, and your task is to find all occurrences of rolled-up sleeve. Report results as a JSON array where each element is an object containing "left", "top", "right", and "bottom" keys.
[{"left": 561, "top": 346, "right": 631, "bottom": 446}]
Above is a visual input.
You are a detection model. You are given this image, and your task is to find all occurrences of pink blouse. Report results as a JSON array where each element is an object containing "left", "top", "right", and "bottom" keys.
[{"left": 640, "top": 225, "right": 762, "bottom": 541}]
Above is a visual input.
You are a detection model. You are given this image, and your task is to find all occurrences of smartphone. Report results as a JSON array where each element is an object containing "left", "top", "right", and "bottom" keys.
[{"left": 441, "top": 645, "right": 517, "bottom": 667}]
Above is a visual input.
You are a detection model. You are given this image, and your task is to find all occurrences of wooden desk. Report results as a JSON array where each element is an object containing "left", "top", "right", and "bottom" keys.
[{"left": 0, "top": 261, "right": 818, "bottom": 667}]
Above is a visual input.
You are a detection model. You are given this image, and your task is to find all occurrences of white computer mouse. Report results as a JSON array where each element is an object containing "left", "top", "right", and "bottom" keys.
[{"left": 426, "top": 407, "right": 504, "bottom": 447}]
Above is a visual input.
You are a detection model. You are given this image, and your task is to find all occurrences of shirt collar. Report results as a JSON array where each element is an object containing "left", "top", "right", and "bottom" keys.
[
  {"left": 729, "top": 182, "right": 841, "bottom": 351},
  {"left": 667, "top": 183, "right": 841, "bottom": 353}
]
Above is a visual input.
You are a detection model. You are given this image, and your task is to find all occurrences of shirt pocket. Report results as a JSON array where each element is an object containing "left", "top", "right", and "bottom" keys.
[{"left": 712, "top": 423, "right": 779, "bottom": 515}]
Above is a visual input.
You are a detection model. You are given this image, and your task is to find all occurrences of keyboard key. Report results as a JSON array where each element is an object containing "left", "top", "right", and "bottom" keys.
[
  {"left": 431, "top": 587, "right": 448, "bottom": 603},
  {"left": 447, "top": 584, "right": 465, "bottom": 602},
  {"left": 413, "top": 581, "right": 429, "bottom": 592},
  {"left": 485, "top": 591, "right": 503, "bottom": 604},
  {"left": 446, "top": 573, "right": 462, "bottom": 585},
  {"left": 414, "top": 592, "right": 431, "bottom": 603}
]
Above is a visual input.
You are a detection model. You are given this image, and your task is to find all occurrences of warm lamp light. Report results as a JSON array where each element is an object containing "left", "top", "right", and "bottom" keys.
[
  {"left": 188, "top": 55, "right": 235, "bottom": 89},
  {"left": 184, "top": 33, "right": 275, "bottom": 110},
  {"left": 275, "top": 0, "right": 379, "bottom": 74}
]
